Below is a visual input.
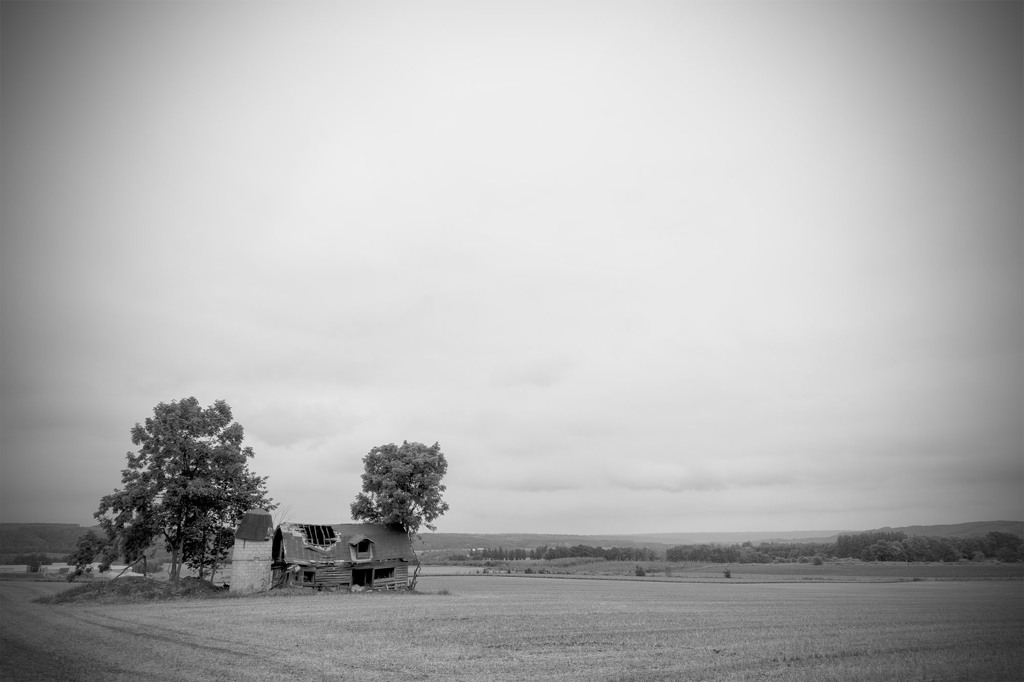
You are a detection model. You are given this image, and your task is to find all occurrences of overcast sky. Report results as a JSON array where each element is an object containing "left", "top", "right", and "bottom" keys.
[{"left": 2, "top": 1, "right": 1021, "bottom": 535}]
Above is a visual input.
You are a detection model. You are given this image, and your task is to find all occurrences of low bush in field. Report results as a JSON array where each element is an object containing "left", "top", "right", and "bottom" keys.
[
  {"left": 36, "top": 577, "right": 230, "bottom": 604},
  {"left": 35, "top": 578, "right": 432, "bottom": 605}
]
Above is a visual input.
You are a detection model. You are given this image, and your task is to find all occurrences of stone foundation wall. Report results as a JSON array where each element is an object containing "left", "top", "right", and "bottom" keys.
[{"left": 231, "top": 538, "right": 272, "bottom": 593}]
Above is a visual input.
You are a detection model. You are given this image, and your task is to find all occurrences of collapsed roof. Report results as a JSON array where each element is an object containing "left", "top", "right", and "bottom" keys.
[{"left": 273, "top": 522, "right": 416, "bottom": 565}]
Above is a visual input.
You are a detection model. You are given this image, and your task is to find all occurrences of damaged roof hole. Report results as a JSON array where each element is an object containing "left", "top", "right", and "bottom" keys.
[{"left": 301, "top": 524, "right": 337, "bottom": 545}]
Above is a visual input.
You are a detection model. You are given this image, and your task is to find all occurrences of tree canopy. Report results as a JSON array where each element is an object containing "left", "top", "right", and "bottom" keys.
[
  {"left": 94, "top": 397, "right": 273, "bottom": 580},
  {"left": 350, "top": 441, "right": 449, "bottom": 537}
]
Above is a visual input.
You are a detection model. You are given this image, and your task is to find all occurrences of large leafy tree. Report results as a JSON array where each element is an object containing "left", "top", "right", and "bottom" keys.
[
  {"left": 95, "top": 397, "right": 274, "bottom": 581},
  {"left": 350, "top": 440, "right": 449, "bottom": 589},
  {"left": 350, "top": 441, "right": 450, "bottom": 536}
]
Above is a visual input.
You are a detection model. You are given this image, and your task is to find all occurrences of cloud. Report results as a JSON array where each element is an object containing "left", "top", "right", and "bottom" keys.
[
  {"left": 467, "top": 470, "right": 591, "bottom": 494},
  {"left": 490, "top": 355, "right": 573, "bottom": 390},
  {"left": 606, "top": 462, "right": 794, "bottom": 494},
  {"left": 242, "top": 400, "right": 364, "bottom": 449},
  {"left": 1, "top": 1, "right": 1020, "bottom": 532}
]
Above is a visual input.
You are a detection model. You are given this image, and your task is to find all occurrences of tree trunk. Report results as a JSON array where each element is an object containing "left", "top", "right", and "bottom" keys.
[
  {"left": 169, "top": 520, "right": 183, "bottom": 581},
  {"left": 409, "top": 561, "right": 422, "bottom": 591},
  {"left": 170, "top": 544, "right": 180, "bottom": 581},
  {"left": 198, "top": 526, "right": 208, "bottom": 581},
  {"left": 407, "top": 530, "right": 421, "bottom": 590}
]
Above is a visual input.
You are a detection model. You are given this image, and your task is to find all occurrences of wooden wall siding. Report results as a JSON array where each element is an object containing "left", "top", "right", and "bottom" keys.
[
  {"left": 362, "top": 562, "right": 408, "bottom": 589},
  {"left": 374, "top": 563, "right": 408, "bottom": 589},
  {"left": 314, "top": 565, "right": 351, "bottom": 586},
  {"left": 279, "top": 560, "right": 410, "bottom": 589}
]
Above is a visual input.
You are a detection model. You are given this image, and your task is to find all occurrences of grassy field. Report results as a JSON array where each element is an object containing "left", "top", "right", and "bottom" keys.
[{"left": 2, "top": 574, "right": 1021, "bottom": 681}]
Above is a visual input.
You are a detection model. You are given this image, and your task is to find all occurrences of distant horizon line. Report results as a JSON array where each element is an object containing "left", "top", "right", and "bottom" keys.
[{"left": 3, "top": 519, "right": 1021, "bottom": 535}]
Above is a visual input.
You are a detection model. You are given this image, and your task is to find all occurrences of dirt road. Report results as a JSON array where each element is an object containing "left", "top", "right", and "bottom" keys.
[
  {"left": 0, "top": 581, "right": 294, "bottom": 682},
  {"left": 2, "top": 581, "right": 128, "bottom": 681}
]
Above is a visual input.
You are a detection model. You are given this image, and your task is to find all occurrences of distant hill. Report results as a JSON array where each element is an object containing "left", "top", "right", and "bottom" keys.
[
  {"left": 414, "top": 521, "right": 1023, "bottom": 552},
  {"left": 3, "top": 520, "right": 1020, "bottom": 557},
  {"left": 626, "top": 530, "right": 850, "bottom": 545},
  {"left": 413, "top": 530, "right": 843, "bottom": 552},
  {"left": 415, "top": 532, "right": 672, "bottom": 552},
  {"left": 873, "top": 520, "right": 1024, "bottom": 539},
  {"left": 0, "top": 523, "right": 90, "bottom": 556}
]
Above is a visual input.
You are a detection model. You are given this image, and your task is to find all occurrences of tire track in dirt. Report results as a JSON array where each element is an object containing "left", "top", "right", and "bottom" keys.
[
  {"left": 1, "top": 582, "right": 135, "bottom": 681},
  {"left": 0, "top": 582, "right": 296, "bottom": 681}
]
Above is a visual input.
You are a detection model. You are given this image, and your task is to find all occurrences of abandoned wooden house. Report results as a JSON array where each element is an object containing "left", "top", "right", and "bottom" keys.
[{"left": 271, "top": 522, "right": 417, "bottom": 590}]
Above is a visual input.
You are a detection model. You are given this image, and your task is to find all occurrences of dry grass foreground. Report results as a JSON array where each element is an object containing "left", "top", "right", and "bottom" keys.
[{"left": 2, "top": 575, "right": 1022, "bottom": 681}]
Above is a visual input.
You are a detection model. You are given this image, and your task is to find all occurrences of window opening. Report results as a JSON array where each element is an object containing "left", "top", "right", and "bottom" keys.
[
  {"left": 301, "top": 525, "right": 337, "bottom": 546},
  {"left": 350, "top": 535, "right": 374, "bottom": 561},
  {"left": 302, "top": 571, "right": 315, "bottom": 584},
  {"left": 374, "top": 567, "right": 395, "bottom": 581}
]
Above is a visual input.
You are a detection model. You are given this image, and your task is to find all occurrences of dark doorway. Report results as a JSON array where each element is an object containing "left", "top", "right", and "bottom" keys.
[{"left": 352, "top": 568, "right": 373, "bottom": 587}]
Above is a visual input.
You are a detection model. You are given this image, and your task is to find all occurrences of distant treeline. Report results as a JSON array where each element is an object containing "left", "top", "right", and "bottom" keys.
[
  {"left": 664, "top": 542, "right": 834, "bottom": 564},
  {"left": 0, "top": 524, "right": 86, "bottom": 556},
  {"left": 833, "top": 530, "right": 1023, "bottom": 563},
  {"left": 467, "top": 544, "right": 659, "bottom": 562},
  {"left": 449, "top": 530, "right": 1023, "bottom": 564},
  {"left": 658, "top": 531, "right": 1021, "bottom": 563},
  {"left": 662, "top": 531, "right": 1023, "bottom": 563},
  {"left": 0, "top": 553, "right": 56, "bottom": 570}
]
